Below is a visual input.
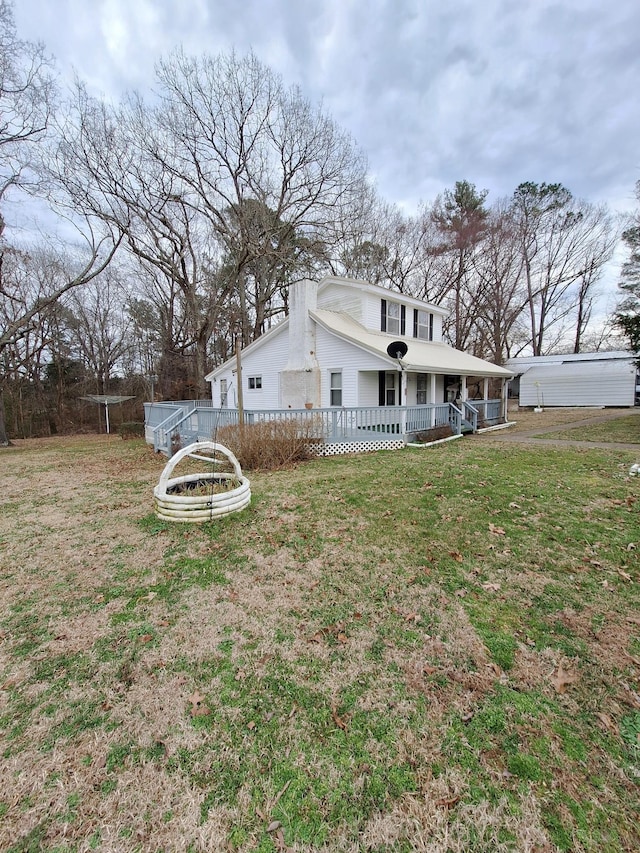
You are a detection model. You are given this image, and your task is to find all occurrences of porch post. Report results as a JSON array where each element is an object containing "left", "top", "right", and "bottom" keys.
[
  {"left": 501, "top": 379, "right": 509, "bottom": 420},
  {"left": 461, "top": 378, "right": 468, "bottom": 402},
  {"left": 429, "top": 373, "right": 436, "bottom": 427},
  {"left": 400, "top": 369, "right": 408, "bottom": 435},
  {"left": 483, "top": 377, "right": 489, "bottom": 401}
]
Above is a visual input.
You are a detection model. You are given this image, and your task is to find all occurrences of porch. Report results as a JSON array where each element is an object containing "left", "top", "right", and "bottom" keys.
[{"left": 144, "top": 399, "right": 506, "bottom": 456}]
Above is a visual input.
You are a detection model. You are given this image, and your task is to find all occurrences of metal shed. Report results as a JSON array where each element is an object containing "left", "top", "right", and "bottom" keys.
[{"left": 506, "top": 352, "right": 638, "bottom": 408}]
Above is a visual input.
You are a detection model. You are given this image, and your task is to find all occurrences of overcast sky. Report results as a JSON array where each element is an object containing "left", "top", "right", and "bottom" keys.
[{"left": 15, "top": 0, "right": 640, "bottom": 216}]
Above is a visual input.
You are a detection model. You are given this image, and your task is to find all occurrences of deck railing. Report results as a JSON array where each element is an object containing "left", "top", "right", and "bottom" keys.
[
  {"left": 145, "top": 399, "right": 505, "bottom": 455},
  {"left": 462, "top": 400, "right": 479, "bottom": 432}
]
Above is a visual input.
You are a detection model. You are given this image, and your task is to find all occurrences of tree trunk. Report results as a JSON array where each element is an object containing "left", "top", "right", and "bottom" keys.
[{"left": 0, "top": 390, "right": 11, "bottom": 446}]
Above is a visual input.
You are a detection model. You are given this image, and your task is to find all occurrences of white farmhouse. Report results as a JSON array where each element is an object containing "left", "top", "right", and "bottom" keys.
[
  {"left": 145, "top": 276, "right": 514, "bottom": 455},
  {"left": 206, "top": 276, "right": 512, "bottom": 412}
]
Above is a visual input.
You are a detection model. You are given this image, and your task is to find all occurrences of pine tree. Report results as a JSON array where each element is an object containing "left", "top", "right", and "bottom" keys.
[{"left": 616, "top": 181, "right": 640, "bottom": 365}]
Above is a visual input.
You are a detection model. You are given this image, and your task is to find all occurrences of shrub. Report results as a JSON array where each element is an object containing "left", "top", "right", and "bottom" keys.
[
  {"left": 216, "top": 417, "right": 324, "bottom": 471},
  {"left": 118, "top": 421, "right": 145, "bottom": 439}
]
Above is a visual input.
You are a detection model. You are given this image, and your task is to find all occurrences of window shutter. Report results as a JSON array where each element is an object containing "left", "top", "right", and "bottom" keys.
[
  {"left": 413, "top": 309, "right": 418, "bottom": 338},
  {"left": 378, "top": 371, "right": 386, "bottom": 406},
  {"left": 381, "top": 299, "right": 387, "bottom": 332},
  {"left": 401, "top": 305, "right": 406, "bottom": 335},
  {"left": 429, "top": 313, "right": 434, "bottom": 341}
]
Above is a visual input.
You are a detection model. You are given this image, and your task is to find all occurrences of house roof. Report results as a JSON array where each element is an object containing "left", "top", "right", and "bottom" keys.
[{"left": 311, "top": 309, "right": 513, "bottom": 378}]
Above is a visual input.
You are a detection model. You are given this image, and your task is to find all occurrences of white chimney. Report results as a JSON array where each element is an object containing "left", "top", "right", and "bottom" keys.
[
  {"left": 285, "top": 279, "right": 319, "bottom": 371},
  {"left": 280, "top": 278, "right": 321, "bottom": 408}
]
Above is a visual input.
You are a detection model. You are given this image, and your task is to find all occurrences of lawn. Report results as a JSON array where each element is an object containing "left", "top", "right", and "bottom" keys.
[
  {"left": 532, "top": 415, "right": 640, "bottom": 444},
  {"left": 0, "top": 432, "right": 638, "bottom": 852}
]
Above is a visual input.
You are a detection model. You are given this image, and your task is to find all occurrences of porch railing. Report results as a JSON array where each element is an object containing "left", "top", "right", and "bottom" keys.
[
  {"left": 462, "top": 401, "right": 478, "bottom": 432},
  {"left": 146, "top": 399, "right": 505, "bottom": 455}
]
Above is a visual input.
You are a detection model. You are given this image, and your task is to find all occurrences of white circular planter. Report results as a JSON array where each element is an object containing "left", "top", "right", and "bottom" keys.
[{"left": 154, "top": 441, "right": 251, "bottom": 523}]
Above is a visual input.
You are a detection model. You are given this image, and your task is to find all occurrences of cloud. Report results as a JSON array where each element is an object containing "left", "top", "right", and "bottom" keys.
[{"left": 12, "top": 0, "right": 640, "bottom": 216}]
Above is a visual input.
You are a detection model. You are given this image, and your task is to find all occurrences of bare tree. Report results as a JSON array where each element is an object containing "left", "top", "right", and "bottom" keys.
[
  {"left": 510, "top": 183, "right": 616, "bottom": 355},
  {"left": 64, "top": 266, "right": 133, "bottom": 393},
  {"left": 47, "top": 50, "right": 369, "bottom": 397},
  {"left": 0, "top": 3, "right": 122, "bottom": 444},
  {"left": 154, "top": 50, "right": 369, "bottom": 345},
  {"left": 469, "top": 201, "right": 526, "bottom": 363},
  {"left": 0, "top": 0, "right": 55, "bottom": 206}
]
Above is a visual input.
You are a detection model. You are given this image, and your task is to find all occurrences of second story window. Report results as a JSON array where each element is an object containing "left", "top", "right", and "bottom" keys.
[
  {"left": 248, "top": 376, "right": 262, "bottom": 390},
  {"left": 413, "top": 309, "right": 433, "bottom": 341},
  {"left": 381, "top": 299, "right": 405, "bottom": 335}
]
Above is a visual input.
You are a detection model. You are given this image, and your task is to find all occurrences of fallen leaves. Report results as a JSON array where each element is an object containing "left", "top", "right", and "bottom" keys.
[
  {"left": 551, "top": 664, "right": 579, "bottom": 694},
  {"left": 488, "top": 523, "right": 506, "bottom": 536},
  {"left": 403, "top": 611, "right": 421, "bottom": 623},
  {"left": 256, "top": 780, "right": 293, "bottom": 851},
  {"left": 595, "top": 711, "right": 617, "bottom": 733},
  {"left": 331, "top": 701, "right": 351, "bottom": 731},
  {"left": 188, "top": 690, "right": 211, "bottom": 717},
  {"left": 308, "top": 621, "right": 349, "bottom": 645},
  {"left": 435, "top": 795, "right": 461, "bottom": 809}
]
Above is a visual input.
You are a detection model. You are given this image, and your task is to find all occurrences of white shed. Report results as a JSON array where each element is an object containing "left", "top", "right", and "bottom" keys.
[{"left": 506, "top": 352, "right": 638, "bottom": 408}]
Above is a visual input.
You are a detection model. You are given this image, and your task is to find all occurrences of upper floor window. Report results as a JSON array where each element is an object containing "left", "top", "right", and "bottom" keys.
[
  {"left": 381, "top": 299, "right": 405, "bottom": 335},
  {"left": 220, "top": 379, "right": 228, "bottom": 408},
  {"left": 413, "top": 309, "right": 433, "bottom": 341},
  {"left": 248, "top": 376, "right": 262, "bottom": 390}
]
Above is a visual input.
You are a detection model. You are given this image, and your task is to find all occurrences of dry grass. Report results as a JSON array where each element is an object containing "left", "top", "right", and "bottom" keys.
[{"left": 0, "top": 419, "right": 639, "bottom": 852}]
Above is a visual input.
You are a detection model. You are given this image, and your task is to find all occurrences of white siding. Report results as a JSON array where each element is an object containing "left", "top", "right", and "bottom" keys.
[
  {"left": 406, "top": 373, "right": 419, "bottom": 405},
  {"left": 363, "top": 291, "right": 384, "bottom": 330},
  {"left": 319, "top": 280, "right": 445, "bottom": 342},
  {"left": 317, "top": 282, "right": 363, "bottom": 322},
  {"left": 432, "top": 313, "right": 443, "bottom": 342},
  {"left": 520, "top": 361, "right": 636, "bottom": 407},
  {"left": 211, "top": 327, "right": 289, "bottom": 409},
  {"left": 359, "top": 372, "right": 380, "bottom": 406},
  {"left": 315, "top": 325, "right": 388, "bottom": 407}
]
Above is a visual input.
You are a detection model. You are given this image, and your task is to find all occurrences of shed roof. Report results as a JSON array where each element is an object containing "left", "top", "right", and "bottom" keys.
[{"left": 506, "top": 351, "right": 634, "bottom": 371}]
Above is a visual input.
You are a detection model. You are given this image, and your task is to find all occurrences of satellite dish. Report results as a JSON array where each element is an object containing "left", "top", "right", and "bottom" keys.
[{"left": 386, "top": 341, "right": 408, "bottom": 360}]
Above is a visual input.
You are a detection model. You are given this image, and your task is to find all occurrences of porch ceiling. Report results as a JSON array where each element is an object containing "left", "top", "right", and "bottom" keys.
[{"left": 311, "top": 310, "right": 513, "bottom": 378}]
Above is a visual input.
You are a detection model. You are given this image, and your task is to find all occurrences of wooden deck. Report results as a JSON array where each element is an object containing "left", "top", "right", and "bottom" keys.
[{"left": 144, "top": 400, "right": 506, "bottom": 456}]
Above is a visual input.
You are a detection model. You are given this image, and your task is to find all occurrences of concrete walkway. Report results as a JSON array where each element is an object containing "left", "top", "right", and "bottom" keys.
[{"left": 471, "top": 408, "right": 640, "bottom": 452}]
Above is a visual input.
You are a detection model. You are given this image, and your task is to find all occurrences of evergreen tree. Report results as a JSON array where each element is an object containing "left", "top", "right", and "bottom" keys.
[{"left": 616, "top": 181, "right": 640, "bottom": 365}]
